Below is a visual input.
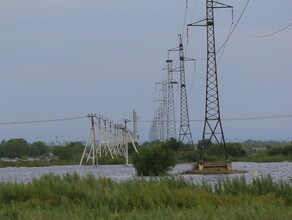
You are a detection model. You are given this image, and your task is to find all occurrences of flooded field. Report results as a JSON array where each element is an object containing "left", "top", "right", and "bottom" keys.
[{"left": 0, "top": 162, "right": 291, "bottom": 183}]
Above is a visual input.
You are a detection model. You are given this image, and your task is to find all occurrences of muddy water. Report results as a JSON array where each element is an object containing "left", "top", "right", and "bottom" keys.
[{"left": 0, "top": 162, "right": 291, "bottom": 184}]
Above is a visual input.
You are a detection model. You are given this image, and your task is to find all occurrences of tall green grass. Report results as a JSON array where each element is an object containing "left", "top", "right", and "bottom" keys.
[{"left": 0, "top": 174, "right": 291, "bottom": 219}]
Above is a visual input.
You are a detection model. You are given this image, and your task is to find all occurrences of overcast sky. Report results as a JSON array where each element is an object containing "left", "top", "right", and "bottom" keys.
[{"left": 0, "top": 0, "right": 291, "bottom": 143}]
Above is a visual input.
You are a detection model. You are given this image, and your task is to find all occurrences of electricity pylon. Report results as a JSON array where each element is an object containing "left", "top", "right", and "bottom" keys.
[
  {"left": 188, "top": 0, "right": 232, "bottom": 161},
  {"left": 166, "top": 58, "right": 176, "bottom": 140},
  {"left": 177, "top": 35, "right": 194, "bottom": 146}
]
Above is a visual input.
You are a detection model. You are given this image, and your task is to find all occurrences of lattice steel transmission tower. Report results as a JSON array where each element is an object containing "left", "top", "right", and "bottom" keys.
[
  {"left": 188, "top": 0, "right": 232, "bottom": 160},
  {"left": 177, "top": 35, "right": 194, "bottom": 146},
  {"left": 166, "top": 58, "right": 176, "bottom": 140},
  {"left": 154, "top": 82, "right": 168, "bottom": 142}
]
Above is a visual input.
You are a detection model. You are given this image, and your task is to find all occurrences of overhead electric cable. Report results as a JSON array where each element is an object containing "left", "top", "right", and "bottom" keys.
[
  {"left": 131, "top": 113, "right": 292, "bottom": 123},
  {"left": 182, "top": 0, "right": 189, "bottom": 38},
  {"left": 0, "top": 116, "right": 88, "bottom": 125},
  {"left": 217, "top": 0, "right": 250, "bottom": 53},
  {"left": 242, "top": 22, "right": 292, "bottom": 38},
  {"left": 218, "top": 21, "right": 234, "bottom": 65}
]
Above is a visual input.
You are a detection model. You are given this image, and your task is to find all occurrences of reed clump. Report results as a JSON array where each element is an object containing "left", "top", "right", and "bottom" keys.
[{"left": 0, "top": 174, "right": 291, "bottom": 219}]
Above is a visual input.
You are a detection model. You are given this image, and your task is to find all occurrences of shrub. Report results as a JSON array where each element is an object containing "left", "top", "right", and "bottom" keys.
[
  {"left": 166, "top": 138, "right": 182, "bottom": 151},
  {"left": 132, "top": 143, "right": 177, "bottom": 176}
]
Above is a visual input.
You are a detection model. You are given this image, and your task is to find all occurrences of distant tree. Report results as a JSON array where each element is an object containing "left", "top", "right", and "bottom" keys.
[
  {"left": 226, "top": 143, "right": 246, "bottom": 157},
  {"left": 1, "top": 139, "right": 29, "bottom": 158},
  {"left": 282, "top": 145, "right": 292, "bottom": 156},
  {"left": 267, "top": 147, "right": 283, "bottom": 156},
  {"left": 28, "top": 141, "right": 49, "bottom": 157},
  {"left": 53, "top": 142, "right": 84, "bottom": 161}
]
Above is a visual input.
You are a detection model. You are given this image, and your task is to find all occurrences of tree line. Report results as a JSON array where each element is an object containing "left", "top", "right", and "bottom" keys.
[{"left": 0, "top": 138, "right": 84, "bottom": 160}]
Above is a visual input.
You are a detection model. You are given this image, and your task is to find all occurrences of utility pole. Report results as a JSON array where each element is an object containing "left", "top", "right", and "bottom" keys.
[
  {"left": 188, "top": 0, "right": 232, "bottom": 161},
  {"left": 80, "top": 114, "right": 97, "bottom": 166},
  {"left": 90, "top": 114, "right": 97, "bottom": 165}
]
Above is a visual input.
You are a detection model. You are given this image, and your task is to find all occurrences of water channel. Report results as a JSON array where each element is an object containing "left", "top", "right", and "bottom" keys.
[{"left": 0, "top": 162, "right": 291, "bottom": 184}]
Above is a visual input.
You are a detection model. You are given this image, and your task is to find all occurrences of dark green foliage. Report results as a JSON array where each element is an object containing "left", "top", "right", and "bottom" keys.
[
  {"left": 142, "top": 140, "right": 161, "bottom": 146},
  {"left": 28, "top": 142, "right": 49, "bottom": 157},
  {"left": 198, "top": 142, "right": 246, "bottom": 160},
  {"left": 268, "top": 147, "right": 284, "bottom": 156},
  {"left": 268, "top": 145, "right": 292, "bottom": 156},
  {"left": 0, "top": 139, "right": 49, "bottom": 158},
  {"left": 177, "top": 151, "right": 199, "bottom": 163},
  {"left": 132, "top": 143, "right": 177, "bottom": 176},
  {"left": 167, "top": 138, "right": 183, "bottom": 151},
  {"left": 197, "top": 139, "right": 213, "bottom": 151},
  {"left": 283, "top": 145, "right": 292, "bottom": 155},
  {"left": 53, "top": 142, "right": 84, "bottom": 161},
  {"left": 128, "top": 142, "right": 139, "bottom": 156},
  {"left": 0, "top": 139, "right": 29, "bottom": 158},
  {"left": 226, "top": 143, "right": 247, "bottom": 157}
]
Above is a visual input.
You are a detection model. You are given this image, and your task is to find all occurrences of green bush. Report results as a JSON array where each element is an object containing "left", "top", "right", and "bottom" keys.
[
  {"left": 132, "top": 143, "right": 177, "bottom": 176},
  {"left": 166, "top": 138, "right": 183, "bottom": 151}
]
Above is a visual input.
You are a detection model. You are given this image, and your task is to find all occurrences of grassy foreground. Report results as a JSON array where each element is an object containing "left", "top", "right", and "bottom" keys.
[{"left": 0, "top": 174, "right": 291, "bottom": 219}]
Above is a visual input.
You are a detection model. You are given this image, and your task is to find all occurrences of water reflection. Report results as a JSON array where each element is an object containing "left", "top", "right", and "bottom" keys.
[{"left": 0, "top": 162, "right": 291, "bottom": 184}]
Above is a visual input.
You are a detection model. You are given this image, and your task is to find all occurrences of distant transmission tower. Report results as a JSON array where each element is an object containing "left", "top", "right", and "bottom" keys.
[
  {"left": 149, "top": 112, "right": 159, "bottom": 142},
  {"left": 162, "top": 81, "right": 168, "bottom": 140},
  {"left": 177, "top": 34, "right": 194, "bottom": 146},
  {"left": 132, "top": 110, "right": 139, "bottom": 143},
  {"left": 188, "top": 0, "right": 232, "bottom": 160},
  {"left": 166, "top": 58, "right": 176, "bottom": 139}
]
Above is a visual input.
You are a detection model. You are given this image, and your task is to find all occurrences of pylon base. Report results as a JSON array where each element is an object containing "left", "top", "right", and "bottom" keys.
[{"left": 183, "top": 161, "right": 247, "bottom": 175}]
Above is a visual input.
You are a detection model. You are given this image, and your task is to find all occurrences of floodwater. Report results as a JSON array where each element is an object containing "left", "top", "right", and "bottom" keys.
[{"left": 0, "top": 162, "right": 291, "bottom": 184}]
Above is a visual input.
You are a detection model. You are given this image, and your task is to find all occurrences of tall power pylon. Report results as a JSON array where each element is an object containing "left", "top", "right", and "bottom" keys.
[
  {"left": 177, "top": 34, "right": 194, "bottom": 146},
  {"left": 188, "top": 0, "right": 232, "bottom": 160},
  {"left": 166, "top": 58, "right": 177, "bottom": 140}
]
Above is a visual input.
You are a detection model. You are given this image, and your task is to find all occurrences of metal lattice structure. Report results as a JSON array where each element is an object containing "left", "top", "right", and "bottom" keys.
[
  {"left": 166, "top": 59, "right": 177, "bottom": 139},
  {"left": 189, "top": 0, "right": 232, "bottom": 160},
  {"left": 80, "top": 114, "right": 138, "bottom": 166},
  {"left": 177, "top": 35, "right": 194, "bottom": 146}
]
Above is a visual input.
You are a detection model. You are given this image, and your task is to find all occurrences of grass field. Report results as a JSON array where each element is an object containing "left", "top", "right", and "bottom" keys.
[{"left": 0, "top": 173, "right": 291, "bottom": 219}]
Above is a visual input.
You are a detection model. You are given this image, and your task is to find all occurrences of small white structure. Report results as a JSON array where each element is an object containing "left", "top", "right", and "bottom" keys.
[{"left": 80, "top": 115, "right": 138, "bottom": 166}]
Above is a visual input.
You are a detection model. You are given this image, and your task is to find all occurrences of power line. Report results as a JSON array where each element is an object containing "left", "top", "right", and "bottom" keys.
[
  {"left": 242, "top": 22, "right": 292, "bottom": 38},
  {"left": 181, "top": 0, "right": 189, "bottom": 38},
  {"left": 0, "top": 116, "right": 88, "bottom": 125},
  {"left": 217, "top": 0, "right": 250, "bottom": 53},
  {"left": 131, "top": 113, "right": 292, "bottom": 123}
]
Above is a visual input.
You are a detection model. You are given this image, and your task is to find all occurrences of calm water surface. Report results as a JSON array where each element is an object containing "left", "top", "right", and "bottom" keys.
[{"left": 0, "top": 162, "right": 291, "bottom": 184}]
